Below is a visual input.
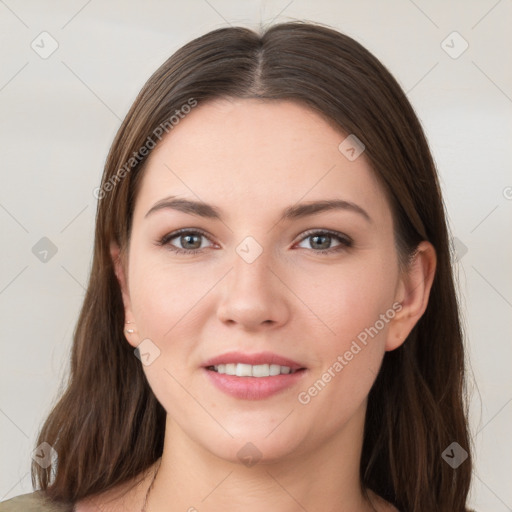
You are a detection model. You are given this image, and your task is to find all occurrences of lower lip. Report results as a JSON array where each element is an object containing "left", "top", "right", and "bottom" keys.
[{"left": 203, "top": 368, "right": 308, "bottom": 400}]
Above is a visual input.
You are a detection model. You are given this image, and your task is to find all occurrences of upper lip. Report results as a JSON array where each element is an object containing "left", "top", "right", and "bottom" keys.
[{"left": 202, "top": 351, "right": 306, "bottom": 371}]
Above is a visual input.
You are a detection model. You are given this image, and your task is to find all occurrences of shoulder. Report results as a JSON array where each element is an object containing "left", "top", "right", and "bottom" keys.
[{"left": 0, "top": 491, "right": 73, "bottom": 512}]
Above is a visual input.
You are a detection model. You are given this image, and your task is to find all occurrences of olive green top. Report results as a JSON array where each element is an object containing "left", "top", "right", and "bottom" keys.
[{"left": 0, "top": 492, "right": 73, "bottom": 512}]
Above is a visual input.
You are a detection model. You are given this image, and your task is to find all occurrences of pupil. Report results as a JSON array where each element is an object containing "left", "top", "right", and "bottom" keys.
[
  {"left": 312, "top": 235, "right": 330, "bottom": 250},
  {"left": 183, "top": 234, "right": 200, "bottom": 249},
  {"left": 179, "top": 234, "right": 333, "bottom": 251}
]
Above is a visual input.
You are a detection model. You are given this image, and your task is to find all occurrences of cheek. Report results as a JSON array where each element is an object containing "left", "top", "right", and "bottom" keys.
[
  {"left": 126, "top": 253, "right": 211, "bottom": 409},
  {"left": 128, "top": 251, "right": 214, "bottom": 341},
  {"left": 292, "top": 255, "right": 397, "bottom": 407},
  {"left": 294, "top": 256, "right": 397, "bottom": 346}
]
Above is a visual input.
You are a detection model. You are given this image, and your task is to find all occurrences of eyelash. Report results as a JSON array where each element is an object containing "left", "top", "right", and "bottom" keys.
[{"left": 155, "top": 228, "right": 353, "bottom": 256}]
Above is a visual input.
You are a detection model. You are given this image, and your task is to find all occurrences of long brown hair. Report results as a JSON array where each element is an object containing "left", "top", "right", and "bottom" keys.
[{"left": 32, "top": 21, "right": 474, "bottom": 511}]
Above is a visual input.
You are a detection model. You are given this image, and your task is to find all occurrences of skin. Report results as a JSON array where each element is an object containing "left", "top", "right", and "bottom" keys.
[{"left": 77, "top": 98, "right": 436, "bottom": 511}]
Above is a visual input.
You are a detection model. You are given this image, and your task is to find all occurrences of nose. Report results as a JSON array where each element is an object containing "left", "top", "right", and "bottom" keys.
[{"left": 216, "top": 246, "right": 291, "bottom": 331}]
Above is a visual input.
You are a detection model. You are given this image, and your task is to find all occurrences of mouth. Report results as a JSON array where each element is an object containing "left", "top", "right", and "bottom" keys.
[
  {"left": 205, "top": 363, "right": 306, "bottom": 377},
  {"left": 202, "top": 351, "right": 307, "bottom": 374},
  {"left": 202, "top": 351, "right": 308, "bottom": 400}
]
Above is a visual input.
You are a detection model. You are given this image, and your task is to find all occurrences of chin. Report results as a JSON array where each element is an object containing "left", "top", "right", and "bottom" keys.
[
  {"left": 212, "top": 439, "right": 300, "bottom": 467},
  {"left": 192, "top": 423, "right": 308, "bottom": 467}
]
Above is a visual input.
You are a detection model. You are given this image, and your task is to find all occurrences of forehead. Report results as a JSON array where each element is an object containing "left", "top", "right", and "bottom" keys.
[{"left": 133, "top": 98, "right": 391, "bottom": 225}]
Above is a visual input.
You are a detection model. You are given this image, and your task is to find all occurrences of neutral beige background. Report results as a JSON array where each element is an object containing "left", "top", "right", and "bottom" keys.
[{"left": 1, "top": 1, "right": 511, "bottom": 510}]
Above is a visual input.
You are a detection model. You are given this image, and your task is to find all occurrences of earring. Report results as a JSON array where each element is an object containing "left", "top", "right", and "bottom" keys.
[{"left": 124, "top": 321, "right": 136, "bottom": 335}]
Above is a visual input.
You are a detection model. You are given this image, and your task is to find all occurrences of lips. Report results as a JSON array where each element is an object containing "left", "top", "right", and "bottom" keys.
[
  {"left": 202, "top": 351, "right": 308, "bottom": 400},
  {"left": 202, "top": 351, "right": 306, "bottom": 372}
]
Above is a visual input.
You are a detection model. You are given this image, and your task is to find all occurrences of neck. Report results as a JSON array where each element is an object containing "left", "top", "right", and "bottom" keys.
[{"left": 146, "top": 401, "right": 378, "bottom": 512}]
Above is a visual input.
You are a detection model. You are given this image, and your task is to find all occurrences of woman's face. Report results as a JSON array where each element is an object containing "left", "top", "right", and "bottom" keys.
[{"left": 115, "top": 98, "right": 418, "bottom": 463}]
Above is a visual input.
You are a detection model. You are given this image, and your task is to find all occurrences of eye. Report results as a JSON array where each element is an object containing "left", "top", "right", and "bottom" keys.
[
  {"left": 295, "top": 229, "right": 353, "bottom": 254},
  {"left": 155, "top": 228, "right": 353, "bottom": 256},
  {"left": 156, "top": 229, "right": 214, "bottom": 255}
]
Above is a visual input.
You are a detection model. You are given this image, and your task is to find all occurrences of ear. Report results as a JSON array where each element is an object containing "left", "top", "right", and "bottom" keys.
[
  {"left": 110, "top": 242, "right": 137, "bottom": 346},
  {"left": 385, "top": 241, "right": 437, "bottom": 351}
]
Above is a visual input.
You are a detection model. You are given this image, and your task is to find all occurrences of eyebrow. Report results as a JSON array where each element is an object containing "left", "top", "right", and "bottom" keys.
[{"left": 145, "top": 196, "right": 372, "bottom": 223}]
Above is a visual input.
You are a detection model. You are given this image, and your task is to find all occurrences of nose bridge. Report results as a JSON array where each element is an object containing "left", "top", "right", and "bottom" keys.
[
  {"left": 233, "top": 240, "right": 271, "bottom": 287},
  {"left": 230, "top": 235, "right": 277, "bottom": 299},
  {"left": 216, "top": 235, "right": 289, "bottom": 328}
]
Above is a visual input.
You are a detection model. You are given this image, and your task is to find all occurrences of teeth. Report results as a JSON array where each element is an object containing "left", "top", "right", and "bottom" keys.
[
  {"left": 211, "top": 363, "right": 299, "bottom": 377},
  {"left": 269, "top": 364, "right": 281, "bottom": 376},
  {"left": 236, "top": 363, "right": 253, "bottom": 377}
]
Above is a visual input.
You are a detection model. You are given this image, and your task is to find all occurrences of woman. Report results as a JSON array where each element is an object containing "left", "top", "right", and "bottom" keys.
[{"left": 1, "top": 21, "right": 474, "bottom": 512}]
